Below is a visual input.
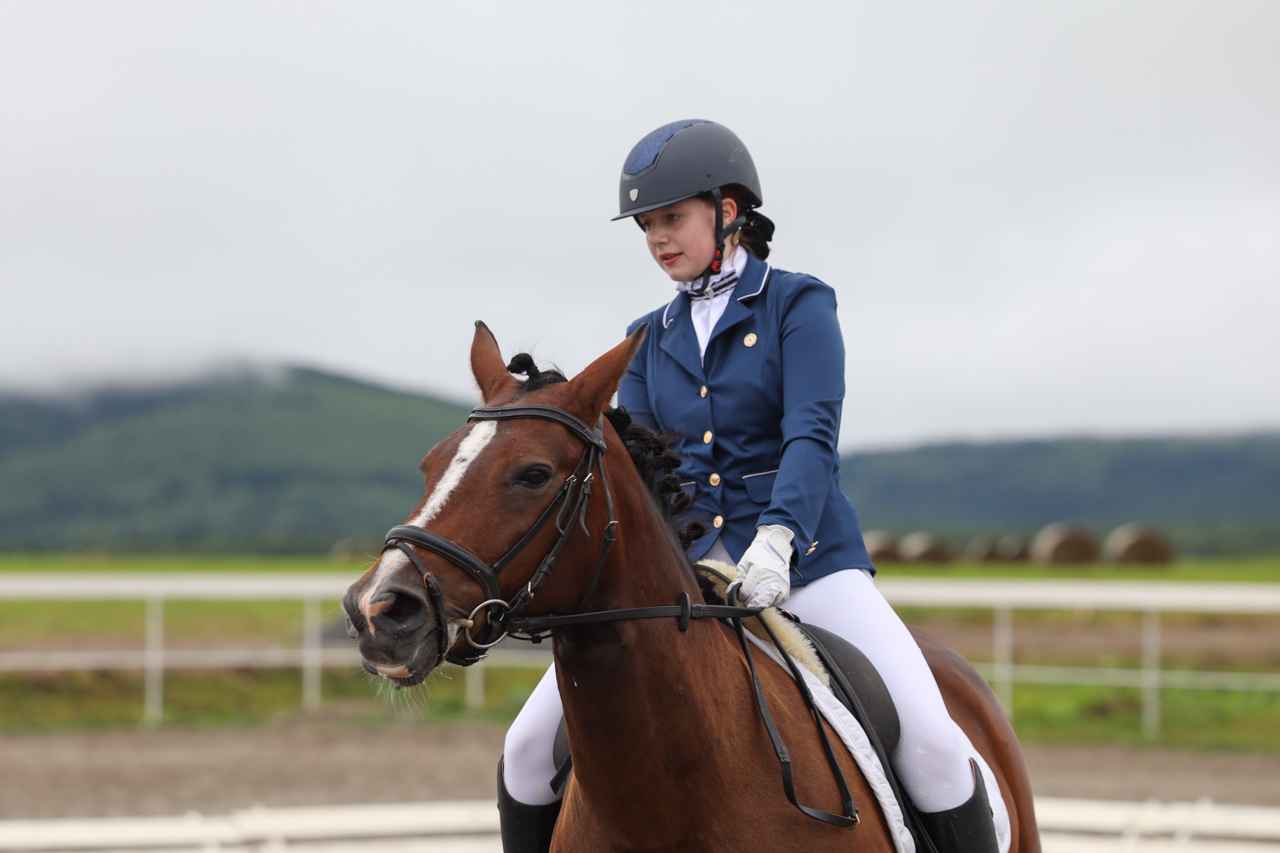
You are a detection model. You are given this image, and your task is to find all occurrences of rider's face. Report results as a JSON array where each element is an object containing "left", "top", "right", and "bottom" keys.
[{"left": 636, "top": 195, "right": 737, "bottom": 283}]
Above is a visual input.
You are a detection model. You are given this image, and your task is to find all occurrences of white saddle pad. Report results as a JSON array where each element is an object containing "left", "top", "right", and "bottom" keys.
[{"left": 746, "top": 632, "right": 1012, "bottom": 853}]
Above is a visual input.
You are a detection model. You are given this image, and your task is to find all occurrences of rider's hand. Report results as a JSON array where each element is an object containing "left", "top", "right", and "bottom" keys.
[{"left": 733, "top": 525, "right": 795, "bottom": 609}]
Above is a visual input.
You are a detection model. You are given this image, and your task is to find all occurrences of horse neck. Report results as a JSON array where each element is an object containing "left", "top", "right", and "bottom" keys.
[
  {"left": 562, "top": 454, "right": 704, "bottom": 635},
  {"left": 551, "top": 456, "right": 747, "bottom": 802}
]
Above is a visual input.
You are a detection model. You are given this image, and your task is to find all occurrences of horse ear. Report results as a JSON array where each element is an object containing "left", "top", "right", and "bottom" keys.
[
  {"left": 471, "top": 321, "right": 519, "bottom": 404},
  {"left": 566, "top": 323, "right": 648, "bottom": 417}
]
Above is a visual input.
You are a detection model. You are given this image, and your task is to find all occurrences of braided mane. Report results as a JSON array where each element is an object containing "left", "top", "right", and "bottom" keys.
[{"left": 504, "top": 353, "right": 708, "bottom": 551}]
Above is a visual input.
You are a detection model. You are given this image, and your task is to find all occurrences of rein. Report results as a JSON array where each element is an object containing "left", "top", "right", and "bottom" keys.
[{"left": 380, "top": 402, "right": 858, "bottom": 829}]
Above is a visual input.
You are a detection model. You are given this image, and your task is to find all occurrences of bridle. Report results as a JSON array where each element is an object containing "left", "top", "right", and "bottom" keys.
[
  {"left": 382, "top": 403, "right": 617, "bottom": 668},
  {"left": 378, "top": 401, "right": 860, "bottom": 829}
]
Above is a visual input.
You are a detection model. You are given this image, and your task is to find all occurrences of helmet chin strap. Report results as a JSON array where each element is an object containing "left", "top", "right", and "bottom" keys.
[{"left": 695, "top": 187, "right": 748, "bottom": 295}]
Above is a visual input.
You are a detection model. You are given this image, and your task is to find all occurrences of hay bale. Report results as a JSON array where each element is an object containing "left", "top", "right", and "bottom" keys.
[
  {"left": 899, "top": 530, "right": 952, "bottom": 563},
  {"left": 964, "top": 535, "right": 998, "bottom": 561},
  {"left": 995, "top": 535, "right": 1028, "bottom": 562},
  {"left": 1103, "top": 524, "right": 1175, "bottom": 564},
  {"left": 1030, "top": 523, "right": 1099, "bottom": 565},
  {"left": 864, "top": 530, "right": 899, "bottom": 563}
]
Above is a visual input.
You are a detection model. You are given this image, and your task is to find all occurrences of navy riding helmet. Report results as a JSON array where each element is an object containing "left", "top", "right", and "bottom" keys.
[
  {"left": 614, "top": 120, "right": 763, "bottom": 281},
  {"left": 614, "top": 120, "right": 762, "bottom": 221}
]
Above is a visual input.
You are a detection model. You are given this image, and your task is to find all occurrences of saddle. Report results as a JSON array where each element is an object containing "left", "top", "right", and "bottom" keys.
[{"left": 549, "top": 563, "right": 901, "bottom": 792}]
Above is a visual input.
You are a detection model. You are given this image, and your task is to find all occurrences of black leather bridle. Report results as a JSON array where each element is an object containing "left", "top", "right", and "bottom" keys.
[
  {"left": 382, "top": 404, "right": 617, "bottom": 668},
  {"left": 378, "top": 401, "right": 859, "bottom": 829}
]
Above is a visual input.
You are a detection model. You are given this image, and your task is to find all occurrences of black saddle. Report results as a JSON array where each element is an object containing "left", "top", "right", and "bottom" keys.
[
  {"left": 549, "top": 617, "right": 901, "bottom": 793},
  {"left": 790, "top": 620, "right": 900, "bottom": 754}
]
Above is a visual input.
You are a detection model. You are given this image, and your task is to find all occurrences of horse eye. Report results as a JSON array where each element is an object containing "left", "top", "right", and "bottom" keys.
[{"left": 518, "top": 467, "right": 551, "bottom": 487}]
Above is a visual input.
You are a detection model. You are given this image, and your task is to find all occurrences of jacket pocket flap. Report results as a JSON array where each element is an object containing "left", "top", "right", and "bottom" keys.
[{"left": 742, "top": 469, "right": 778, "bottom": 503}]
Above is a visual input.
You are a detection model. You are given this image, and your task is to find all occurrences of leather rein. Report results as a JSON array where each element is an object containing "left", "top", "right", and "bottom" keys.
[{"left": 380, "top": 402, "right": 859, "bottom": 829}]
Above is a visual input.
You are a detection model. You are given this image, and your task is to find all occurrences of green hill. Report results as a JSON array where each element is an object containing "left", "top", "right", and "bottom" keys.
[
  {"left": 841, "top": 436, "right": 1280, "bottom": 555},
  {"left": 1, "top": 369, "right": 1277, "bottom": 555},
  {"left": 0, "top": 369, "right": 473, "bottom": 553}
]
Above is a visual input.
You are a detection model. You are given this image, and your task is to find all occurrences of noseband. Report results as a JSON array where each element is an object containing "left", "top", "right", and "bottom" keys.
[{"left": 382, "top": 404, "right": 617, "bottom": 667}]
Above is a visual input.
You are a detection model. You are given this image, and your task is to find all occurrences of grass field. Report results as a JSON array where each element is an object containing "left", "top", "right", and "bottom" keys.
[{"left": 1, "top": 553, "right": 1278, "bottom": 749}]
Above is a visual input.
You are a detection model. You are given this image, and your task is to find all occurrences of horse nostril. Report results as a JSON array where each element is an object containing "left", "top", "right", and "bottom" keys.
[
  {"left": 345, "top": 613, "right": 359, "bottom": 640},
  {"left": 368, "top": 588, "right": 429, "bottom": 636}
]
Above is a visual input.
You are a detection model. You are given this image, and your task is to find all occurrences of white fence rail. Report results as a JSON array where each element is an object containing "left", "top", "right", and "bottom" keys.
[
  {"left": 2, "top": 797, "right": 1279, "bottom": 852},
  {"left": 0, "top": 573, "right": 552, "bottom": 725},
  {"left": 2, "top": 574, "right": 1279, "bottom": 735},
  {"left": 875, "top": 578, "right": 1280, "bottom": 737}
]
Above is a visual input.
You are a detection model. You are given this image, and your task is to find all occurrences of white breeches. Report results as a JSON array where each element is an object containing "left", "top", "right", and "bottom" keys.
[{"left": 502, "top": 568, "right": 975, "bottom": 812}]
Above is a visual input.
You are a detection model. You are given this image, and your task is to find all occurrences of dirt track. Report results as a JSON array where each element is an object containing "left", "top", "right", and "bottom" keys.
[{"left": 2, "top": 710, "right": 1279, "bottom": 819}]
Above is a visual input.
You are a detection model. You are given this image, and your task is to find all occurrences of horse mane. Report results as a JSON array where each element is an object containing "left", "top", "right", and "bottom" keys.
[{"left": 505, "top": 353, "right": 708, "bottom": 551}]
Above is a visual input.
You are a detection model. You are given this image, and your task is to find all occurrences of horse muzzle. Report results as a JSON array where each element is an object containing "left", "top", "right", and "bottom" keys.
[{"left": 342, "top": 582, "right": 444, "bottom": 688}]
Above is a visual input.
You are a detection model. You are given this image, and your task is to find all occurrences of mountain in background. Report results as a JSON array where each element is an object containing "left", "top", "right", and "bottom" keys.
[
  {"left": 0, "top": 369, "right": 471, "bottom": 553},
  {"left": 840, "top": 436, "right": 1280, "bottom": 555},
  {"left": 1, "top": 369, "right": 1277, "bottom": 555}
]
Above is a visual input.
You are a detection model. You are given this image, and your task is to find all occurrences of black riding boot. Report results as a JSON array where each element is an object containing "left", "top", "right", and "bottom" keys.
[
  {"left": 497, "top": 757, "right": 562, "bottom": 853},
  {"left": 915, "top": 760, "right": 999, "bottom": 853}
]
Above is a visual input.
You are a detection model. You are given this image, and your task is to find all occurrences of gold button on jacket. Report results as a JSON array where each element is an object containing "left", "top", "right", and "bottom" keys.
[
  {"left": 744, "top": 333, "right": 758, "bottom": 347},
  {"left": 709, "top": 473, "right": 721, "bottom": 486},
  {"left": 703, "top": 431, "right": 713, "bottom": 444},
  {"left": 712, "top": 515, "right": 724, "bottom": 528}
]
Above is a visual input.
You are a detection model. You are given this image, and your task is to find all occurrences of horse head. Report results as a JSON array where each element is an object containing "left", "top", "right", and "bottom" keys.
[{"left": 342, "top": 321, "right": 645, "bottom": 687}]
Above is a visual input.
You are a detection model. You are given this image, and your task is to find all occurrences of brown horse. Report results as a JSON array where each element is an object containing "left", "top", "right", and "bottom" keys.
[{"left": 343, "top": 323, "right": 1039, "bottom": 852}]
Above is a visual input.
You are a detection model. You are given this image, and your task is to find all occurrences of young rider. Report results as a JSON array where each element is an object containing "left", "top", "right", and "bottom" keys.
[{"left": 498, "top": 120, "right": 1000, "bottom": 853}]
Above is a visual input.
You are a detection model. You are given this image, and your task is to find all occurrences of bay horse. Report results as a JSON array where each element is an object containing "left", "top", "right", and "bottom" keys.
[{"left": 343, "top": 323, "right": 1039, "bottom": 852}]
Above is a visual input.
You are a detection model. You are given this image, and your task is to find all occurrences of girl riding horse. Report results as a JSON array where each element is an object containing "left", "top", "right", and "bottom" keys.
[{"left": 499, "top": 120, "right": 1004, "bottom": 853}]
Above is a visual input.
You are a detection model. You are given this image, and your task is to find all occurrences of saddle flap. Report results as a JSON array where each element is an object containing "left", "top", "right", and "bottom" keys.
[{"left": 791, "top": 621, "right": 901, "bottom": 755}]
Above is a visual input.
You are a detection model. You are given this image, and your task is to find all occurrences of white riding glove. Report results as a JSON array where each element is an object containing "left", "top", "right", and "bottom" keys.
[{"left": 732, "top": 524, "right": 795, "bottom": 609}]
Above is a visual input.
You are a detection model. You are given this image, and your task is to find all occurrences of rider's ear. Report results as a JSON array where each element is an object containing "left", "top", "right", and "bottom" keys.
[
  {"left": 471, "top": 321, "right": 520, "bottom": 404},
  {"left": 567, "top": 324, "right": 648, "bottom": 418}
]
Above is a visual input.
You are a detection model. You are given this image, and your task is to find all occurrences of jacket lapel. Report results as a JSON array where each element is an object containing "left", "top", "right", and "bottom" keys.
[
  {"left": 707, "top": 253, "right": 770, "bottom": 348},
  {"left": 657, "top": 292, "right": 706, "bottom": 381}
]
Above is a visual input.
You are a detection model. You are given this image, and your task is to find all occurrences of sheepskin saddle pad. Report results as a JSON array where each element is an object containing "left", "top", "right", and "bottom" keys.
[{"left": 548, "top": 563, "right": 900, "bottom": 781}]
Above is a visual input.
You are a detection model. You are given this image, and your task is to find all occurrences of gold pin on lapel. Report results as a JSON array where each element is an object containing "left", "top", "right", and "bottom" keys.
[{"left": 805, "top": 541, "right": 819, "bottom": 556}]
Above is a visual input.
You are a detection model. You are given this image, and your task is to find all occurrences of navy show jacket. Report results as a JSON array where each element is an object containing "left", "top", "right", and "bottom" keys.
[{"left": 620, "top": 251, "right": 875, "bottom": 586}]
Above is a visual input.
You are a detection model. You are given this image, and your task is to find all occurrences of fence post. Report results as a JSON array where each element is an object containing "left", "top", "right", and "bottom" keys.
[
  {"left": 1142, "top": 608, "right": 1161, "bottom": 740},
  {"left": 466, "top": 662, "right": 485, "bottom": 711},
  {"left": 302, "top": 597, "right": 322, "bottom": 710},
  {"left": 144, "top": 595, "right": 164, "bottom": 726},
  {"left": 994, "top": 606, "right": 1014, "bottom": 720}
]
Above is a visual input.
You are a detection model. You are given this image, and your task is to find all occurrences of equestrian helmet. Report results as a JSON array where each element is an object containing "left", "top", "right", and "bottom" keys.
[{"left": 614, "top": 120, "right": 762, "bottom": 221}]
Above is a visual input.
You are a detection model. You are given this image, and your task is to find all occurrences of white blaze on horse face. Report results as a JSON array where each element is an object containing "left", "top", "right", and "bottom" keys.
[
  {"left": 357, "top": 421, "right": 499, "bottom": 626},
  {"left": 410, "top": 420, "right": 498, "bottom": 527}
]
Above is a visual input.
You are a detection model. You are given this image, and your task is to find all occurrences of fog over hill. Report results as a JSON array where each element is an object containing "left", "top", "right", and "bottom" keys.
[{"left": 1, "top": 368, "right": 1277, "bottom": 555}]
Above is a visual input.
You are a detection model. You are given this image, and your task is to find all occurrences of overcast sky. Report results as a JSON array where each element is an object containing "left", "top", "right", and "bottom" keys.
[{"left": 2, "top": 1, "right": 1277, "bottom": 450}]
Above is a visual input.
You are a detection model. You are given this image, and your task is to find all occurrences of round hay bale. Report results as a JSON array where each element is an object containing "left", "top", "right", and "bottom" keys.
[
  {"left": 1103, "top": 524, "right": 1174, "bottom": 564},
  {"left": 964, "top": 535, "right": 998, "bottom": 562},
  {"left": 899, "top": 530, "right": 952, "bottom": 563},
  {"left": 863, "top": 530, "right": 899, "bottom": 563},
  {"left": 995, "top": 535, "right": 1028, "bottom": 562},
  {"left": 1030, "top": 523, "right": 1099, "bottom": 565}
]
